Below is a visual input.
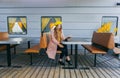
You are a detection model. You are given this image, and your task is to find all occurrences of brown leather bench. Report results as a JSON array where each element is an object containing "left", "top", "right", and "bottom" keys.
[
  {"left": 24, "top": 33, "right": 61, "bottom": 65},
  {"left": 0, "top": 45, "right": 17, "bottom": 53},
  {"left": 113, "top": 47, "right": 120, "bottom": 59},
  {"left": 0, "top": 32, "right": 17, "bottom": 54},
  {"left": 25, "top": 44, "right": 40, "bottom": 65},
  {"left": 24, "top": 33, "right": 47, "bottom": 65},
  {"left": 82, "top": 32, "right": 115, "bottom": 67}
]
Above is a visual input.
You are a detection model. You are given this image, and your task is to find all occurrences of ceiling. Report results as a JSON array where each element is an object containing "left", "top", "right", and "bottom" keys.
[{"left": 0, "top": 0, "right": 119, "bottom": 7}]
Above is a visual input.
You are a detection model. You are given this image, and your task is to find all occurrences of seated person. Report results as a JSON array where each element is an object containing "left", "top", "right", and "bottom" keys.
[{"left": 46, "top": 21, "right": 72, "bottom": 65}]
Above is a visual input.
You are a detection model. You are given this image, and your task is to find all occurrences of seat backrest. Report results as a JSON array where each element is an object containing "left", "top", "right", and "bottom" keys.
[
  {"left": 92, "top": 32, "right": 115, "bottom": 49},
  {"left": 39, "top": 33, "right": 48, "bottom": 49},
  {"left": 0, "top": 32, "right": 9, "bottom": 40}
]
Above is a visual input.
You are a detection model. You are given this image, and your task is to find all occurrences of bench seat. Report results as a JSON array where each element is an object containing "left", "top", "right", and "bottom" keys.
[
  {"left": 82, "top": 45, "right": 106, "bottom": 54},
  {"left": 113, "top": 47, "right": 120, "bottom": 54},
  {"left": 25, "top": 44, "right": 40, "bottom": 53},
  {"left": 0, "top": 32, "right": 17, "bottom": 54},
  {"left": 113, "top": 47, "right": 120, "bottom": 59},
  {"left": 24, "top": 44, "right": 40, "bottom": 65},
  {"left": 82, "top": 32, "right": 114, "bottom": 67},
  {"left": 24, "top": 33, "right": 62, "bottom": 65},
  {"left": 0, "top": 44, "right": 17, "bottom": 54},
  {"left": 0, "top": 45, "right": 7, "bottom": 51},
  {"left": 25, "top": 44, "right": 61, "bottom": 65}
]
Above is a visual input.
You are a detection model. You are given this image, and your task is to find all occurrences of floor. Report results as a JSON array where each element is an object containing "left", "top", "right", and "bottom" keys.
[{"left": 0, "top": 49, "right": 120, "bottom": 78}]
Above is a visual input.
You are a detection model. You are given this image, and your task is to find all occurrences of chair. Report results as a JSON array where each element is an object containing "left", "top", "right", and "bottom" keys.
[
  {"left": 25, "top": 33, "right": 47, "bottom": 65},
  {"left": 0, "top": 32, "right": 17, "bottom": 54},
  {"left": 25, "top": 32, "right": 61, "bottom": 65},
  {"left": 0, "top": 32, "right": 9, "bottom": 40}
]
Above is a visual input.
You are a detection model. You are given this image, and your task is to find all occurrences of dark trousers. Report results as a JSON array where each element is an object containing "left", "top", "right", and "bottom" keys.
[{"left": 57, "top": 44, "right": 68, "bottom": 59}]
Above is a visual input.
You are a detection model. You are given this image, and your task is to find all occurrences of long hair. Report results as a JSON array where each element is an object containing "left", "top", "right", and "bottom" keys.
[{"left": 54, "top": 25, "right": 62, "bottom": 42}]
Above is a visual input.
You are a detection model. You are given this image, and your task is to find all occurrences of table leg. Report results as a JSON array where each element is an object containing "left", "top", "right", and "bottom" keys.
[
  {"left": 7, "top": 44, "right": 11, "bottom": 67},
  {"left": 6, "top": 44, "right": 21, "bottom": 68},
  {"left": 75, "top": 44, "right": 78, "bottom": 68},
  {"left": 62, "top": 44, "right": 77, "bottom": 69},
  {"left": 75, "top": 44, "right": 89, "bottom": 69},
  {"left": 28, "top": 41, "right": 30, "bottom": 49},
  {"left": 71, "top": 45, "right": 73, "bottom": 55},
  {"left": 63, "top": 44, "right": 89, "bottom": 69}
]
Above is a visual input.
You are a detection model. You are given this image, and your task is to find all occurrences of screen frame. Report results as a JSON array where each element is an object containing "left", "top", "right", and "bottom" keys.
[
  {"left": 7, "top": 16, "right": 27, "bottom": 35},
  {"left": 101, "top": 16, "right": 118, "bottom": 36}
]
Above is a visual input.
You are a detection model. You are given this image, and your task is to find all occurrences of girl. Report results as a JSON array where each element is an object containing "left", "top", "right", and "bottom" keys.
[{"left": 46, "top": 22, "right": 72, "bottom": 65}]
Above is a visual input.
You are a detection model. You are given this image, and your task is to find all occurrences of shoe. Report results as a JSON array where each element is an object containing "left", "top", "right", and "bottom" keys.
[
  {"left": 66, "top": 59, "right": 72, "bottom": 65},
  {"left": 58, "top": 61, "right": 65, "bottom": 65}
]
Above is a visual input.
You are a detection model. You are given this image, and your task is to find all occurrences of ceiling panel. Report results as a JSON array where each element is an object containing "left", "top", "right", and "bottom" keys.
[{"left": 0, "top": 0, "right": 118, "bottom": 7}]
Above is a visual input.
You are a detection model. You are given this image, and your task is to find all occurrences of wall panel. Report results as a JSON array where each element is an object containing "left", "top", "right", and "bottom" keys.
[
  {"left": 0, "top": 7, "right": 120, "bottom": 39},
  {"left": 0, "top": 0, "right": 120, "bottom": 49}
]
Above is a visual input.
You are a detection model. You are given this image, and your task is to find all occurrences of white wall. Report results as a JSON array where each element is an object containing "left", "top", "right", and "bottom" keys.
[{"left": 0, "top": 0, "right": 120, "bottom": 40}]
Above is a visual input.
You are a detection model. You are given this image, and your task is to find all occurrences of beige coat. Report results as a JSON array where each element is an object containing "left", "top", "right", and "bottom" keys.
[{"left": 46, "top": 29, "right": 65, "bottom": 59}]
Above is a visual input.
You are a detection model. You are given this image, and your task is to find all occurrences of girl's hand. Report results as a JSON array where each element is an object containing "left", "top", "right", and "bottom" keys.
[
  {"left": 58, "top": 44, "right": 64, "bottom": 48},
  {"left": 66, "top": 37, "right": 71, "bottom": 40},
  {"left": 64, "top": 37, "right": 71, "bottom": 41}
]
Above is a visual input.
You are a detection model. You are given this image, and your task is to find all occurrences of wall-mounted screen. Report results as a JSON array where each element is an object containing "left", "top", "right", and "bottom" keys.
[
  {"left": 7, "top": 16, "right": 27, "bottom": 35},
  {"left": 101, "top": 16, "right": 118, "bottom": 35}
]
